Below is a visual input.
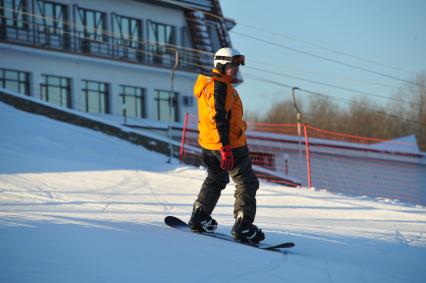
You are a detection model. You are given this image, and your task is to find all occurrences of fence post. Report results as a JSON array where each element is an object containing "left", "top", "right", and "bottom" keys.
[
  {"left": 179, "top": 112, "right": 189, "bottom": 163},
  {"left": 303, "top": 123, "right": 312, "bottom": 188}
]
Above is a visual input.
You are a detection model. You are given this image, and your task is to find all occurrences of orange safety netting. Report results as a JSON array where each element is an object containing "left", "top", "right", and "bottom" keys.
[{"left": 180, "top": 113, "right": 426, "bottom": 205}]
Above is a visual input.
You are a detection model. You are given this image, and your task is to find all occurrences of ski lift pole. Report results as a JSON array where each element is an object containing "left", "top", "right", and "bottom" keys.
[
  {"left": 170, "top": 47, "right": 179, "bottom": 96},
  {"left": 167, "top": 47, "right": 179, "bottom": 163},
  {"left": 291, "top": 87, "right": 302, "bottom": 157}
]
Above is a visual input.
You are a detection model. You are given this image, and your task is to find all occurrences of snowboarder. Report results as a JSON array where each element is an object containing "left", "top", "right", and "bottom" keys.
[{"left": 189, "top": 47, "right": 265, "bottom": 244}]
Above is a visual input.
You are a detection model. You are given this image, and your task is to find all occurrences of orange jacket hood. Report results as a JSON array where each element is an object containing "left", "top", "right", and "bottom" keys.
[{"left": 193, "top": 74, "right": 209, "bottom": 98}]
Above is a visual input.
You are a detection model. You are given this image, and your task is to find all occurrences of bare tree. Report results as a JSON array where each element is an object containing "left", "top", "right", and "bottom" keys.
[
  {"left": 304, "top": 96, "right": 341, "bottom": 131},
  {"left": 260, "top": 72, "right": 426, "bottom": 151},
  {"left": 391, "top": 71, "right": 426, "bottom": 150},
  {"left": 262, "top": 98, "right": 303, "bottom": 124},
  {"left": 344, "top": 97, "right": 389, "bottom": 138}
]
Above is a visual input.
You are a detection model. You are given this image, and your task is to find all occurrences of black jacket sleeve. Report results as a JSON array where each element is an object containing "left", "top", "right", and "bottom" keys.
[{"left": 213, "top": 80, "right": 230, "bottom": 146}]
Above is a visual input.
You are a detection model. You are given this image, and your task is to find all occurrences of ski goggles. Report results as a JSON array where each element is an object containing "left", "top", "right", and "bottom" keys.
[{"left": 231, "top": 55, "right": 245, "bottom": 66}]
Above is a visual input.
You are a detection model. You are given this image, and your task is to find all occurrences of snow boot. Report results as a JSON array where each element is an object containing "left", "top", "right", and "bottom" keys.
[
  {"left": 188, "top": 202, "right": 218, "bottom": 233},
  {"left": 231, "top": 212, "right": 265, "bottom": 244}
]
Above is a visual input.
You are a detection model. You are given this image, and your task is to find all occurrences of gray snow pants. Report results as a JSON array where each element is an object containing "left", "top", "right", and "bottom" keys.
[{"left": 194, "top": 145, "right": 260, "bottom": 224}]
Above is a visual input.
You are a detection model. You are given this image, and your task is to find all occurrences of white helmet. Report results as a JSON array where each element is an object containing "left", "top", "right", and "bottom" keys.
[{"left": 213, "top": 47, "right": 245, "bottom": 69}]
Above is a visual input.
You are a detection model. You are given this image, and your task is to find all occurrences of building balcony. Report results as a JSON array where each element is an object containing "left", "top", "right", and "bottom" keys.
[{"left": 0, "top": 19, "right": 211, "bottom": 73}]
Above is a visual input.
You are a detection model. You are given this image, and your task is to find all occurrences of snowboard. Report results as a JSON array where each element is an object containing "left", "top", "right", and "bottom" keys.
[{"left": 164, "top": 216, "right": 295, "bottom": 251}]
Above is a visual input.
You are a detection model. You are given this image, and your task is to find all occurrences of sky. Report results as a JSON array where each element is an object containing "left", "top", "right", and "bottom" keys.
[{"left": 220, "top": 0, "right": 426, "bottom": 117}]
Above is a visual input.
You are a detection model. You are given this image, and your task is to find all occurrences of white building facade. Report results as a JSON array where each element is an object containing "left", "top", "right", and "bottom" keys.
[{"left": 0, "top": 0, "right": 235, "bottom": 122}]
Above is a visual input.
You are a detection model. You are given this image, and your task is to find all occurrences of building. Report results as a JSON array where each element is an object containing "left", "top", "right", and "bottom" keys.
[{"left": 0, "top": 0, "right": 235, "bottom": 122}]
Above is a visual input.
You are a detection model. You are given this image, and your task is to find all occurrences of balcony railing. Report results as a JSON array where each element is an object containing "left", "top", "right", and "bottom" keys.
[{"left": 0, "top": 16, "right": 211, "bottom": 73}]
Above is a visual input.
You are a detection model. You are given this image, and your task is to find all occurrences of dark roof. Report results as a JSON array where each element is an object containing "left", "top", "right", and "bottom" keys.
[{"left": 132, "top": 0, "right": 235, "bottom": 29}]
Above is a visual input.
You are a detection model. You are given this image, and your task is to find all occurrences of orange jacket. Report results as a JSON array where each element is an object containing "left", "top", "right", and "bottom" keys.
[{"left": 193, "top": 68, "right": 247, "bottom": 150}]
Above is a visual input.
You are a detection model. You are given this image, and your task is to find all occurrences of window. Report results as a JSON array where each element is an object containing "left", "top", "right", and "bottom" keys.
[
  {"left": 206, "top": 22, "right": 222, "bottom": 52},
  {"left": 75, "top": 6, "right": 107, "bottom": 54},
  {"left": 155, "top": 90, "right": 179, "bottom": 122},
  {"left": 148, "top": 21, "right": 176, "bottom": 65},
  {"left": 81, "top": 80, "right": 109, "bottom": 114},
  {"left": 120, "top": 85, "right": 145, "bottom": 118},
  {"left": 182, "top": 95, "right": 194, "bottom": 107},
  {"left": 112, "top": 14, "right": 143, "bottom": 61},
  {"left": 0, "top": 68, "right": 30, "bottom": 95},
  {"left": 40, "top": 74, "right": 71, "bottom": 108},
  {"left": 34, "top": 0, "right": 69, "bottom": 49},
  {"left": 180, "top": 27, "right": 195, "bottom": 69},
  {"left": 1, "top": 0, "right": 28, "bottom": 29}
]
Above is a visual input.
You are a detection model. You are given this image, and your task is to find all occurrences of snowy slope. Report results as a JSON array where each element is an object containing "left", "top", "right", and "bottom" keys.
[{"left": 1, "top": 101, "right": 426, "bottom": 283}]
